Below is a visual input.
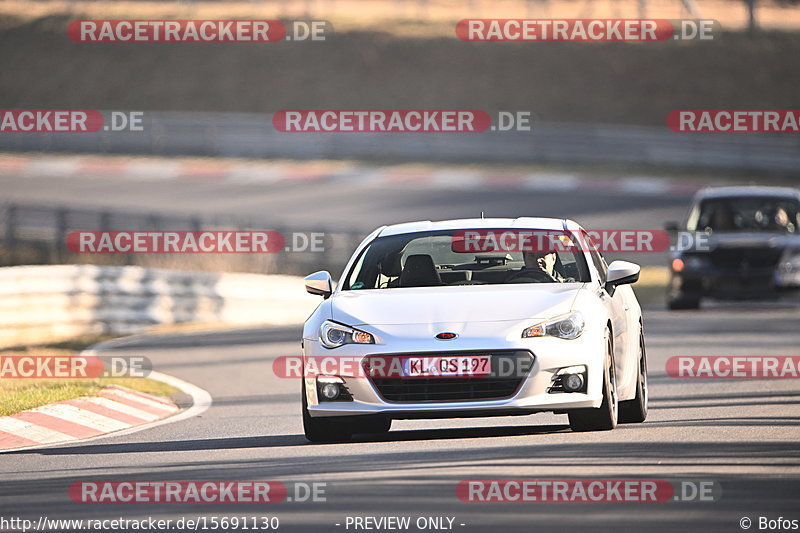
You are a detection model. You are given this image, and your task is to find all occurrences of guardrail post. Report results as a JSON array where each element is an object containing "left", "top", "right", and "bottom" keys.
[
  {"left": 273, "top": 225, "right": 288, "bottom": 274},
  {"left": 746, "top": 0, "right": 758, "bottom": 32},
  {"left": 99, "top": 210, "right": 111, "bottom": 232},
  {"left": 55, "top": 208, "right": 67, "bottom": 263},
  {"left": 3, "top": 204, "right": 16, "bottom": 265}
]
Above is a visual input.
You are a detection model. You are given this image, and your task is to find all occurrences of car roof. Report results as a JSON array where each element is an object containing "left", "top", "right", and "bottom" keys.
[
  {"left": 694, "top": 185, "right": 800, "bottom": 201},
  {"left": 377, "top": 217, "right": 579, "bottom": 237}
]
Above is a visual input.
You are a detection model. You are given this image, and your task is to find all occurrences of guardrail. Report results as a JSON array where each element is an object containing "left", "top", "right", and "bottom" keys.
[
  {"left": 0, "top": 202, "right": 365, "bottom": 276},
  {"left": 0, "top": 264, "right": 321, "bottom": 348},
  {"left": 1, "top": 112, "right": 798, "bottom": 173}
]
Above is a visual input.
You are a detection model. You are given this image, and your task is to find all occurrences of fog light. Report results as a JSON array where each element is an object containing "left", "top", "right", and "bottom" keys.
[
  {"left": 563, "top": 373, "right": 585, "bottom": 392},
  {"left": 320, "top": 383, "right": 340, "bottom": 400}
]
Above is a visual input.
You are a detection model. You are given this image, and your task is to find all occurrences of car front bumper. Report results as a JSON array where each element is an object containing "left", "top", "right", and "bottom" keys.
[
  {"left": 670, "top": 266, "right": 797, "bottom": 299},
  {"left": 303, "top": 331, "right": 606, "bottom": 419}
]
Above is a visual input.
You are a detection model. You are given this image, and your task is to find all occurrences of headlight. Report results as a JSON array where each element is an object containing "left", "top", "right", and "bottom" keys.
[
  {"left": 522, "top": 312, "right": 585, "bottom": 340},
  {"left": 683, "top": 255, "right": 707, "bottom": 270},
  {"left": 780, "top": 252, "right": 800, "bottom": 272},
  {"left": 319, "top": 321, "right": 374, "bottom": 349}
]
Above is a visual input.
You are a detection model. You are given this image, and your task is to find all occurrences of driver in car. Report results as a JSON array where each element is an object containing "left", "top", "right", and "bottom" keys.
[{"left": 511, "top": 250, "right": 566, "bottom": 282}]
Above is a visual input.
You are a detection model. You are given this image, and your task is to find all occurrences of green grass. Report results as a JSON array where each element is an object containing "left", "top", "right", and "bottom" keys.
[
  {"left": 0, "top": 347, "right": 179, "bottom": 416},
  {"left": 0, "top": 376, "right": 179, "bottom": 416}
]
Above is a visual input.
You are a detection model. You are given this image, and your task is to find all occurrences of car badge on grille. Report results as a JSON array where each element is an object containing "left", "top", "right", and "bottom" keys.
[{"left": 436, "top": 332, "right": 458, "bottom": 340}]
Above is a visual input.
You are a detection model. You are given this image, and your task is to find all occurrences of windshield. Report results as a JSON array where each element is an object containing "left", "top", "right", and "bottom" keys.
[
  {"left": 344, "top": 229, "right": 591, "bottom": 290},
  {"left": 688, "top": 196, "right": 800, "bottom": 234}
]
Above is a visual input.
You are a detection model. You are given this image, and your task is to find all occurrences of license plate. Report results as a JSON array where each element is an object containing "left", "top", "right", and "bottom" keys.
[{"left": 403, "top": 355, "right": 491, "bottom": 377}]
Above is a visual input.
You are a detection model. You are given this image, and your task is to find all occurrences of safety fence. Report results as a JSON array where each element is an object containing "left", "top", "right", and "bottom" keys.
[
  {"left": 0, "top": 202, "right": 365, "bottom": 276},
  {"left": 0, "top": 264, "right": 321, "bottom": 348},
  {"left": 2, "top": 112, "right": 798, "bottom": 173}
]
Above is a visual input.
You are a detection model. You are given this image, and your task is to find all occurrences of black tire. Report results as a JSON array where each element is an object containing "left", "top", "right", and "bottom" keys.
[
  {"left": 568, "top": 331, "right": 618, "bottom": 432},
  {"left": 667, "top": 276, "right": 701, "bottom": 310},
  {"left": 301, "top": 381, "right": 352, "bottom": 443},
  {"left": 667, "top": 296, "right": 701, "bottom": 310},
  {"left": 618, "top": 329, "right": 648, "bottom": 424}
]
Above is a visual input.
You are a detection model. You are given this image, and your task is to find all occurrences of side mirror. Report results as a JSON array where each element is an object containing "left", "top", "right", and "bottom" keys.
[
  {"left": 305, "top": 271, "right": 333, "bottom": 299},
  {"left": 604, "top": 260, "right": 640, "bottom": 296},
  {"left": 664, "top": 221, "right": 681, "bottom": 232}
]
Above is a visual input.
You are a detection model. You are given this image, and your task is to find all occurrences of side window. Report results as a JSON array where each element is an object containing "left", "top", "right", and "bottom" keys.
[{"left": 686, "top": 202, "right": 701, "bottom": 232}]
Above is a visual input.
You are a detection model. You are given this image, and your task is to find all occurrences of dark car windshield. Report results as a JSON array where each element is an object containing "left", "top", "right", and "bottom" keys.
[
  {"left": 688, "top": 196, "right": 800, "bottom": 234},
  {"left": 343, "top": 229, "right": 591, "bottom": 290}
]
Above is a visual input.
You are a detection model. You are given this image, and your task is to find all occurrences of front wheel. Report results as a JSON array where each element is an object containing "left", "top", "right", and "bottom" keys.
[
  {"left": 667, "top": 278, "right": 701, "bottom": 310},
  {"left": 618, "top": 329, "right": 648, "bottom": 424},
  {"left": 568, "top": 330, "right": 618, "bottom": 432},
  {"left": 667, "top": 295, "right": 701, "bottom": 310},
  {"left": 302, "top": 381, "right": 352, "bottom": 443}
]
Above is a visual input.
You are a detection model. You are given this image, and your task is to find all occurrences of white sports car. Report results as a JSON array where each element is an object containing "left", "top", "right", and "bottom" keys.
[{"left": 301, "top": 218, "right": 648, "bottom": 442}]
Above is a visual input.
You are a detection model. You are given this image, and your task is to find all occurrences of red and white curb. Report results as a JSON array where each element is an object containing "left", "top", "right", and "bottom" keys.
[
  {"left": 0, "top": 154, "right": 703, "bottom": 196},
  {"left": 0, "top": 385, "right": 178, "bottom": 450},
  {"left": 0, "top": 370, "right": 212, "bottom": 452}
]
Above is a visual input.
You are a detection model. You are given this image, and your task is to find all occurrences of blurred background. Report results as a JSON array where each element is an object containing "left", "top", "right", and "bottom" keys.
[{"left": 1, "top": 0, "right": 798, "bottom": 345}]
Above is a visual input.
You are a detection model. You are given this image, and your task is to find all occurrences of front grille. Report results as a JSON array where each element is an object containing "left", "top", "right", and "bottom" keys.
[
  {"left": 709, "top": 247, "right": 783, "bottom": 269},
  {"left": 366, "top": 350, "right": 534, "bottom": 403},
  {"left": 711, "top": 275, "right": 776, "bottom": 295}
]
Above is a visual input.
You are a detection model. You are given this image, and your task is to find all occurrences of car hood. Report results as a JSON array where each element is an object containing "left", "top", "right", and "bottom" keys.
[
  {"left": 703, "top": 233, "right": 800, "bottom": 251},
  {"left": 330, "top": 284, "right": 584, "bottom": 326}
]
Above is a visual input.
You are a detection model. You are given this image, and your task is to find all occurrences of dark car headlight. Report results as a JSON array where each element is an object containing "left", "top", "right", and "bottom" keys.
[
  {"left": 673, "top": 254, "right": 707, "bottom": 272},
  {"left": 779, "top": 251, "right": 800, "bottom": 273},
  {"left": 683, "top": 255, "right": 708, "bottom": 270}
]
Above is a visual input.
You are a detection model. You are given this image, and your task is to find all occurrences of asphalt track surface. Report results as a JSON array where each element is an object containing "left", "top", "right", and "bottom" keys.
[
  {"left": 2, "top": 166, "right": 799, "bottom": 531},
  {"left": 1, "top": 304, "right": 800, "bottom": 532},
  {"left": 0, "top": 168, "right": 695, "bottom": 266},
  {"left": 0, "top": 170, "right": 691, "bottom": 231}
]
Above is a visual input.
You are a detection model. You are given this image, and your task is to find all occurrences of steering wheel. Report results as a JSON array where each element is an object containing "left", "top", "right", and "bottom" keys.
[{"left": 505, "top": 268, "right": 556, "bottom": 283}]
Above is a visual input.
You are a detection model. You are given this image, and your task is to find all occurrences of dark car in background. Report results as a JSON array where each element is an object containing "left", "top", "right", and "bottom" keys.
[{"left": 666, "top": 186, "right": 800, "bottom": 309}]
